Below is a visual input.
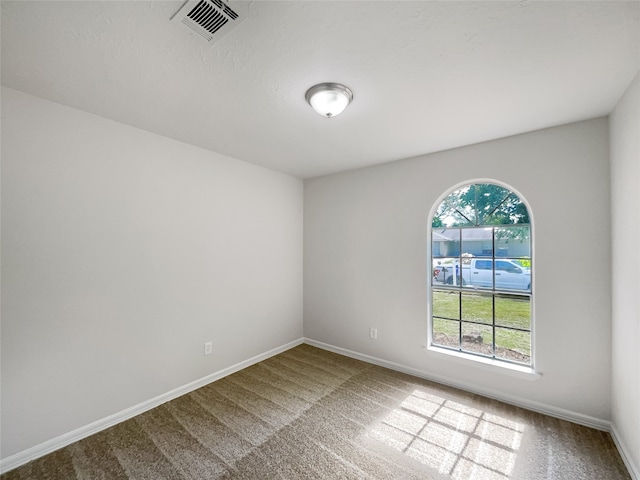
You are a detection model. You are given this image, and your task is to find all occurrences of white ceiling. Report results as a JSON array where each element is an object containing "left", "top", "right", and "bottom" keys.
[{"left": 2, "top": 1, "right": 639, "bottom": 179}]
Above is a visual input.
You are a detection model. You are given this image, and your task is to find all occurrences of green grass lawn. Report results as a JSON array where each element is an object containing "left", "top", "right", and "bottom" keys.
[{"left": 432, "top": 289, "right": 531, "bottom": 358}]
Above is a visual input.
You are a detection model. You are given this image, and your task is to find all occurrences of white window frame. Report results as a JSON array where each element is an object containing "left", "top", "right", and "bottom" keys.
[{"left": 426, "top": 180, "right": 538, "bottom": 378}]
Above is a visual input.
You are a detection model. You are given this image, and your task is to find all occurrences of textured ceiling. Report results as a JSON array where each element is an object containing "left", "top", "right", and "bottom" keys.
[{"left": 2, "top": 1, "right": 639, "bottom": 178}]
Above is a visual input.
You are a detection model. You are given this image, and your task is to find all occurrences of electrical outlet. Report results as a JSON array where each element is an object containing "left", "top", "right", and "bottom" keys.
[
  {"left": 369, "top": 328, "right": 378, "bottom": 340},
  {"left": 204, "top": 341, "right": 213, "bottom": 355}
]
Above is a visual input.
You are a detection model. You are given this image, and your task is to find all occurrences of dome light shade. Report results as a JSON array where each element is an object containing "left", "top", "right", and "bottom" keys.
[{"left": 305, "top": 83, "right": 353, "bottom": 118}]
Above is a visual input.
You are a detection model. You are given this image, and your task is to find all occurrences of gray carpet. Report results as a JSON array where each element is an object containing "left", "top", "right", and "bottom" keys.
[{"left": 2, "top": 344, "right": 631, "bottom": 479}]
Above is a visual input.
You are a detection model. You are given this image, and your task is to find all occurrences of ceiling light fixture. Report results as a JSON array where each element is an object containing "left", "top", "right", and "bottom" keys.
[{"left": 305, "top": 83, "right": 353, "bottom": 118}]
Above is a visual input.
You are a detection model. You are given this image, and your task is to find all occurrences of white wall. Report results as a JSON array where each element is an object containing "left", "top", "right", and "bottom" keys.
[
  {"left": 610, "top": 72, "right": 640, "bottom": 475},
  {"left": 0, "top": 87, "right": 303, "bottom": 459},
  {"left": 304, "top": 118, "right": 612, "bottom": 421}
]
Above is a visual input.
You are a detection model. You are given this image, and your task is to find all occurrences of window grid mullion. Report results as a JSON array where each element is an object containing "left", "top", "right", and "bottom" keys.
[
  {"left": 492, "top": 227, "right": 496, "bottom": 358},
  {"left": 458, "top": 291, "right": 462, "bottom": 351},
  {"left": 432, "top": 316, "right": 530, "bottom": 333},
  {"left": 458, "top": 228, "right": 462, "bottom": 352},
  {"left": 492, "top": 295, "right": 496, "bottom": 359}
]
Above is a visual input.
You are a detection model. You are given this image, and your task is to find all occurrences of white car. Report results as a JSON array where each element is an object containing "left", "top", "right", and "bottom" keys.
[{"left": 433, "top": 258, "right": 531, "bottom": 291}]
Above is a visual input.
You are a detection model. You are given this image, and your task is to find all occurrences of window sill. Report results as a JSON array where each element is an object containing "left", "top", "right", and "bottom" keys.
[{"left": 425, "top": 345, "right": 541, "bottom": 381}]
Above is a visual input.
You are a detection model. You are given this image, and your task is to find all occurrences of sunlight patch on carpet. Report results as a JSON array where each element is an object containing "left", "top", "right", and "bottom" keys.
[{"left": 367, "top": 389, "right": 524, "bottom": 479}]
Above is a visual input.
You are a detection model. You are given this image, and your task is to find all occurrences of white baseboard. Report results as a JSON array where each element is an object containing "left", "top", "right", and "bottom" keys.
[
  {"left": 0, "top": 338, "right": 305, "bottom": 475},
  {"left": 304, "top": 338, "right": 640, "bottom": 478},
  {"left": 4, "top": 337, "right": 635, "bottom": 479},
  {"left": 610, "top": 423, "right": 639, "bottom": 480},
  {"left": 303, "top": 338, "right": 610, "bottom": 431}
]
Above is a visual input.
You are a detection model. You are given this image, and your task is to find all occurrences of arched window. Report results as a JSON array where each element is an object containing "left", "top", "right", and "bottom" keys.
[{"left": 430, "top": 182, "right": 532, "bottom": 366}]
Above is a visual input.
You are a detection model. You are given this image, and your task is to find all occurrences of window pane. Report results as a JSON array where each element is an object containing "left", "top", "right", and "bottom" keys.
[
  {"left": 474, "top": 184, "right": 512, "bottom": 224},
  {"left": 432, "top": 290, "right": 459, "bottom": 319},
  {"left": 481, "top": 189, "right": 530, "bottom": 225},
  {"left": 432, "top": 261, "right": 462, "bottom": 286},
  {"left": 433, "top": 186, "right": 476, "bottom": 227},
  {"left": 461, "top": 292, "right": 492, "bottom": 324},
  {"left": 494, "top": 259, "right": 531, "bottom": 292},
  {"left": 495, "top": 296, "right": 530, "bottom": 329},
  {"left": 494, "top": 226, "right": 530, "bottom": 258},
  {"left": 433, "top": 318, "right": 460, "bottom": 349},
  {"left": 461, "top": 323, "right": 493, "bottom": 356},
  {"left": 462, "top": 227, "right": 493, "bottom": 258},
  {"left": 495, "top": 327, "right": 531, "bottom": 364},
  {"left": 432, "top": 228, "right": 460, "bottom": 259}
]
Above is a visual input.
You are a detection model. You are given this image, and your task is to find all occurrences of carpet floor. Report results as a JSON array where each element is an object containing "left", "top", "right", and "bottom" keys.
[{"left": 2, "top": 344, "right": 631, "bottom": 479}]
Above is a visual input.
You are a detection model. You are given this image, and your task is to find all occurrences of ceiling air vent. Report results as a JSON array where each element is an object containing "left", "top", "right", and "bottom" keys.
[{"left": 171, "top": 0, "right": 247, "bottom": 44}]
